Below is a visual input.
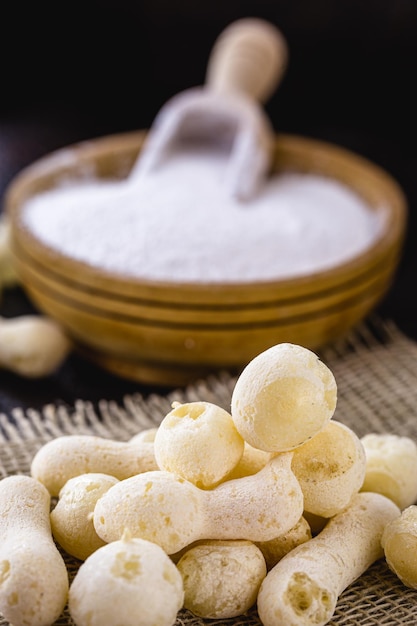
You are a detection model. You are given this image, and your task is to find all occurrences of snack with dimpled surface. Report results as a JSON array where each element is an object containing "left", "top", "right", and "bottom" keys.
[{"left": 231, "top": 342, "right": 337, "bottom": 452}]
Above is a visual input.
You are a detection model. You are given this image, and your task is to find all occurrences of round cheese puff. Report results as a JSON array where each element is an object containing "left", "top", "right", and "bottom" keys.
[
  {"left": 68, "top": 530, "right": 184, "bottom": 626},
  {"left": 225, "top": 442, "right": 275, "bottom": 480},
  {"left": 291, "top": 420, "right": 366, "bottom": 518},
  {"left": 51, "top": 473, "right": 119, "bottom": 560},
  {"left": 382, "top": 505, "right": 417, "bottom": 589},
  {"left": 255, "top": 516, "right": 312, "bottom": 569},
  {"left": 177, "top": 540, "right": 266, "bottom": 618},
  {"left": 154, "top": 401, "right": 244, "bottom": 488},
  {"left": 231, "top": 343, "right": 337, "bottom": 452},
  {"left": 360, "top": 433, "right": 417, "bottom": 509}
]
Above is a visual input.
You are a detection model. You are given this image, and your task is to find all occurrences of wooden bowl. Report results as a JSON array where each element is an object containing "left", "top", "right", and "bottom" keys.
[{"left": 5, "top": 131, "right": 407, "bottom": 386}]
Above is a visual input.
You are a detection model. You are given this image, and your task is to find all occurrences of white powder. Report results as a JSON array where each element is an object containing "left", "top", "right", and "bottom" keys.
[{"left": 21, "top": 146, "right": 384, "bottom": 283}]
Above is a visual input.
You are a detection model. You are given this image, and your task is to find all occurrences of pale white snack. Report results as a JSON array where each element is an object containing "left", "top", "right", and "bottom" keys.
[
  {"left": 231, "top": 343, "right": 337, "bottom": 451},
  {"left": 0, "top": 475, "right": 69, "bottom": 626},
  {"left": 31, "top": 434, "right": 158, "bottom": 496},
  {"left": 154, "top": 400, "right": 244, "bottom": 488},
  {"left": 51, "top": 473, "right": 119, "bottom": 561},
  {"left": 382, "top": 504, "right": 417, "bottom": 589},
  {"left": 68, "top": 531, "right": 184, "bottom": 626},
  {"left": 225, "top": 441, "right": 275, "bottom": 480},
  {"left": 361, "top": 433, "right": 417, "bottom": 509},
  {"left": 291, "top": 420, "right": 367, "bottom": 517},
  {"left": 94, "top": 452, "right": 303, "bottom": 554},
  {"left": 0, "top": 315, "right": 71, "bottom": 378},
  {"left": 255, "top": 516, "right": 312, "bottom": 570},
  {"left": 177, "top": 539, "right": 266, "bottom": 618},
  {"left": 257, "top": 492, "right": 400, "bottom": 626}
]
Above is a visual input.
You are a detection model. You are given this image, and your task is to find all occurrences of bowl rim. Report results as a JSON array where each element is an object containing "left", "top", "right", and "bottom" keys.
[{"left": 6, "top": 130, "right": 408, "bottom": 304}]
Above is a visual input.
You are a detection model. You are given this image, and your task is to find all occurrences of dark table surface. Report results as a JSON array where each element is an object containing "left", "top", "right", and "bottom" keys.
[{"left": 1, "top": 0, "right": 417, "bottom": 417}]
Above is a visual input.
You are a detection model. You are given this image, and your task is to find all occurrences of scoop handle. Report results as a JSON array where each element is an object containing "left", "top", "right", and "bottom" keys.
[{"left": 205, "top": 18, "right": 288, "bottom": 104}]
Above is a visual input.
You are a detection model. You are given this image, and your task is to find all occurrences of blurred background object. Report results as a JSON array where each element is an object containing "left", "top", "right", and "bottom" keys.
[{"left": 1, "top": 0, "right": 416, "bottom": 411}]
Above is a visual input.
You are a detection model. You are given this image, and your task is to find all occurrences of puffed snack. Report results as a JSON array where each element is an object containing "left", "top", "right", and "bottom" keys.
[{"left": 231, "top": 343, "right": 337, "bottom": 452}]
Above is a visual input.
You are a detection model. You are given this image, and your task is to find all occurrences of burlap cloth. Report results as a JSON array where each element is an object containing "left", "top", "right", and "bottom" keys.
[{"left": 1, "top": 316, "right": 417, "bottom": 625}]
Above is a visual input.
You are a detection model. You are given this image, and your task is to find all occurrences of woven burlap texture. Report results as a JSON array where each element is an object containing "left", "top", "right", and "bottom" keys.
[{"left": 1, "top": 318, "right": 417, "bottom": 625}]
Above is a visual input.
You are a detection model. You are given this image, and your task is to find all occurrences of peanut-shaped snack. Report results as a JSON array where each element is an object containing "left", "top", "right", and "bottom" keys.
[
  {"left": 94, "top": 452, "right": 304, "bottom": 554},
  {"left": 154, "top": 400, "right": 244, "bottom": 488},
  {"left": 382, "top": 504, "right": 417, "bottom": 589},
  {"left": 68, "top": 530, "right": 184, "bottom": 626},
  {"left": 291, "top": 420, "right": 366, "bottom": 517},
  {"left": 255, "top": 516, "right": 312, "bottom": 570},
  {"left": 31, "top": 434, "right": 158, "bottom": 496},
  {"left": 0, "top": 475, "right": 69, "bottom": 626},
  {"left": 361, "top": 433, "right": 417, "bottom": 509},
  {"left": 231, "top": 343, "right": 337, "bottom": 452},
  {"left": 177, "top": 540, "right": 266, "bottom": 618},
  {"left": 51, "top": 473, "right": 119, "bottom": 560},
  {"left": 257, "top": 492, "right": 400, "bottom": 626},
  {"left": 0, "top": 315, "right": 71, "bottom": 378}
]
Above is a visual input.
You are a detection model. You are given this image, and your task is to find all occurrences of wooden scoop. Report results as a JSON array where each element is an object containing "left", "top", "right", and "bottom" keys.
[{"left": 131, "top": 18, "right": 288, "bottom": 201}]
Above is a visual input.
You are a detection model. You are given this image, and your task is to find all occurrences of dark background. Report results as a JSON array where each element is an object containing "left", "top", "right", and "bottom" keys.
[{"left": 1, "top": 1, "right": 416, "bottom": 415}]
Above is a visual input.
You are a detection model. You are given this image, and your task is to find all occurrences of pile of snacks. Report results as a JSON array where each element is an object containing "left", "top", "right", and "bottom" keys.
[{"left": 1, "top": 342, "right": 417, "bottom": 626}]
